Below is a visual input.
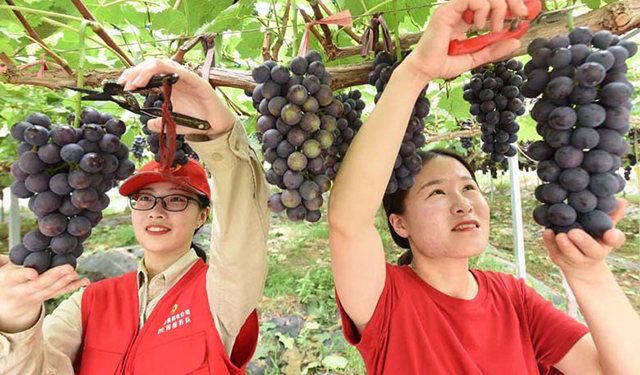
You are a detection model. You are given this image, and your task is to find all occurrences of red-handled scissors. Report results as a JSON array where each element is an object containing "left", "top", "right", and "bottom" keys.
[{"left": 448, "top": 0, "right": 542, "bottom": 55}]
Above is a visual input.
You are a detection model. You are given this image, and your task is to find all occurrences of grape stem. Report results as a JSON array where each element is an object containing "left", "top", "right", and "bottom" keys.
[
  {"left": 74, "top": 20, "right": 90, "bottom": 129},
  {"left": 392, "top": 0, "right": 402, "bottom": 61},
  {"left": 566, "top": 0, "right": 575, "bottom": 31}
]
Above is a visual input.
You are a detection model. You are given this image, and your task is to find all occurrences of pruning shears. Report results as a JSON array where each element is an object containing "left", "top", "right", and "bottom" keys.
[
  {"left": 448, "top": 0, "right": 542, "bottom": 55},
  {"left": 62, "top": 73, "right": 211, "bottom": 131}
]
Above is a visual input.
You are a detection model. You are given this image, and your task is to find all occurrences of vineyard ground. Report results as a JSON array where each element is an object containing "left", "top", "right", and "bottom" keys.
[{"left": 0, "top": 170, "right": 638, "bottom": 374}]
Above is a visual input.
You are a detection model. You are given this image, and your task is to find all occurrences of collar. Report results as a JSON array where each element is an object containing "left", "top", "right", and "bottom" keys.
[{"left": 137, "top": 249, "right": 200, "bottom": 289}]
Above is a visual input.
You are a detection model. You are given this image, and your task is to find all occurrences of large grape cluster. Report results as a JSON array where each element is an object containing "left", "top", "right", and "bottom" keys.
[
  {"left": 9, "top": 109, "right": 135, "bottom": 273},
  {"left": 324, "top": 90, "right": 365, "bottom": 181},
  {"left": 463, "top": 58, "right": 526, "bottom": 163},
  {"left": 139, "top": 93, "right": 200, "bottom": 166},
  {"left": 250, "top": 51, "right": 335, "bottom": 222},
  {"left": 369, "top": 50, "right": 429, "bottom": 194},
  {"left": 523, "top": 28, "right": 636, "bottom": 237}
]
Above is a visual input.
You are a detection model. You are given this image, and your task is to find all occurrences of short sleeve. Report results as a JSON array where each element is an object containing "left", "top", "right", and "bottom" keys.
[
  {"left": 519, "top": 279, "right": 590, "bottom": 368},
  {"left": 335, "top": 263, "right": 402, "bottom": 349}
]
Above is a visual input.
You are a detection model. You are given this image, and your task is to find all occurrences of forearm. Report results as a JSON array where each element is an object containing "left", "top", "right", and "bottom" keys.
[
  {"left": 567, "top": 264, "right": 640, "bottom": 374},
  {"left": 187, "top": 120, "right": 270, "bottom": 342},
  {"left": 328, "top": 65, "right": 429, "bottom": 234},
  {"left": 0, "top": 305, "right": 41, "bottom": 334}
]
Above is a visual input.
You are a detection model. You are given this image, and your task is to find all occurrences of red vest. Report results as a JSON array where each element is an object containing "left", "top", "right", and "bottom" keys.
[{"left": 74, "top": 259, "right": 258, "bottom": 374}]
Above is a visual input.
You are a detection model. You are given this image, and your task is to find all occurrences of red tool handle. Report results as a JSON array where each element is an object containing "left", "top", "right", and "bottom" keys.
[
  {"left": 448, "top": 0, "right": 540, "bottom": 56},
  {"left": 448, "top": 22, "right": 530, "bottom": 55},
  {"left": 462, "top": 0, "right": 541, "bottom": 24}
]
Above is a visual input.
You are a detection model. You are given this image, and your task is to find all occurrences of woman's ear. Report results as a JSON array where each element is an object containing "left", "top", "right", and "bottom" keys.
[
  {"left": 197, "top": 207, "right": 210, "bottom": 228},
  {"left": 389, "top": 213, "right": 409, "bottom": 239}
]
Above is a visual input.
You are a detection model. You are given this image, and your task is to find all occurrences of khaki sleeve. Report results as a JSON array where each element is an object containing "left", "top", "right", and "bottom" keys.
[
  {"left": 186, "top": 118, "right": 270, "bottom": 356},
  {"left": 0, "top": 288, "right": 84, "bottom": 375}
]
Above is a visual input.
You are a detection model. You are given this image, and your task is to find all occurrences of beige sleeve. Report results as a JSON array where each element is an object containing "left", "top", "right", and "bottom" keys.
[
  {"left": 0, "top": 288, "right": 84, "bottom": 375},
  {"left": 186, "top": 118, "right": 270, "bottom": 356}
]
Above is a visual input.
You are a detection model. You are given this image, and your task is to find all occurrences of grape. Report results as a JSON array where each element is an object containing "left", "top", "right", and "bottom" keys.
[
  {"left": 37, "top": 143, "right": 62, "bottom": 164},
  {"left": 299, "top": 180, "right": 320, "bottom": 200},
  {"left": 579, "top": 210, "right": 612, "bottom": 237},
  {"left": 68, "top": 170, "right": 92, "bottom": 189},
  {"left": 80, "top": 108, "right": 100, "bottom": 124},
  {"left": 548, "top": 203, "right": 577, "bottom": 226},
  {"left": 51, "top": 254, "right": 77, "bottom": 269},
  {"left": 268, "top": 193, "right": 286, "bottom": 213},
  {"left": 569, "top": 27, "right": 592, "bottom": 45},
  {"left": 305, "top": 210, "right": 321, "bottom": 223},
  {"left": 537, "top": 160, "right": 562, "bottom": 182},
  {"left": 555, "top": 146, "right": 583, "bottom": 168},
  {"left": 571, "top": 127, "right": 600, "bottom": 149},
  {"left": 80, "top": 209, "right": 103, "bottom": 228},
  {"left": 99, "top": 134, "right": 121, "bottom": 153},
  {"left": 600, "top": 82, "right": 633, "bottom": 107},
  {"left": 9, "top": 244, "right": 32, "bottom": 265},
  {"left": 23, "top": 229, "right": 51, "bottom": 251},
  {"left": 23, "top": 251, "right": 52, "bottom": 274},
  {"left": 10, "top": 121, "right": 32, "bottom": 141},
  {"left": 71, "top": 187, "right": 99, "bottom": 209},
  {"left": 541, "top": 183, "right": 568, "bottom": 203},
  {"left": 283, "top": 170, "right": 304, "bottom": 189},
  {"left": 11, "top": 162, "right": 28, "bottom": 182},
  {"left": 23, "top": 125, "right": 50, "bottom": 146},
  {"left": 588, "top": 173, "right": 619, "bottom": 196},
  {"left": 576, "top": 62, "right": 606, "bottom": 87},
  {"left": 50, "top": 233, "right": 78, "bottom": 255},
  {"left": 548, "top": 107, "right": 577, "bottom": 130},
  {"left": 281, "top": 189, "right": 302, "bottom": 208},
  {"left": 39, "top": 213, "right": 67, "bottom": 237},
  {"left": 558, "top": 168, "right": 590, "bottom": 192},
  {"left": 568, "top": 190, "right": 598, "bottom": 213},
  {"left": 60, "top": 144, "right": 84, "bottom": 163},
  {"left": 597, "top": 195, "right": 619, "bottom": 213}
]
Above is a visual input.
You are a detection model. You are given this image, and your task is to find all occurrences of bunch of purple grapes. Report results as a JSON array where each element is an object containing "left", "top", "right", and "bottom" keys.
[
  {"left": 324, "top": 89, "right": 365, "bottom": 180},
  {"left": 249, "top": 51, "right": 335, "bottom": 222},
  {"left": 523, "top": 28, "right": 636, "bottom": 237},
  {"left": 139, "top": 93, "right": 200, "bottom": 165},
  {"left": 369, "top": 50, "right": 429, "bottom": 194},
  {"left": 9, "top": 109, "right": 135, "bottom": 273},
  {"left": 459, "top": 120, "right": 475, "bottom": 150},
  {"left": 463, "top": 58, "right": 526, "bottom": 162}
]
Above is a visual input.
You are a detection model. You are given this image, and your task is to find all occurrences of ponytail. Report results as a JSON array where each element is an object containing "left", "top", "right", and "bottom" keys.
[
  {"left": 397, "top": 249, "right": 413, "bottom": 266},
  {"left": 192, "top": 241, "right": 208, "bottom": 262}
]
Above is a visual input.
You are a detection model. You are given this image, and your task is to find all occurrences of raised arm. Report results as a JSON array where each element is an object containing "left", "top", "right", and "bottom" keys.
[
  {"left": 543, "top": 200, "right": 640, "bottom": 375},
  {"left": 118, "top": 60, "right": 270, "bottom": 355},
  {"left": 328, "top": 0, "right": 527, "bottom": 334}
]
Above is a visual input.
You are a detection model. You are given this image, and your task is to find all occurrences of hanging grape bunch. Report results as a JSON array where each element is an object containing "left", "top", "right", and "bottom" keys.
[
  {"left": 623, "top": 127, "right": 638, "bottom": 181},
  {"left": 462, "top": 58, "right": 526, "bottom": 163},
  {"left": 250, "top": 50, "right": 336, "bottom": 223},
  {"left": 369, "top": 50, "right": 429, "bottom": 194},
  {"left": 8, "top": 109, "right": 135, "bottom": 274},
  {"left": 459, "top": 119, "right": 475, "bottom": 151},
  {"left": 131, "top": 136, "right": 147, "bottom": 160},
  {"left": 139, "top": 93, "right": 200, "bottom": 165},
  {"left": 324, "top": 89, "right": 365, "bottom": 181},
  {"left": 523, "top": 28, "right": 636, "bottom": 238}
]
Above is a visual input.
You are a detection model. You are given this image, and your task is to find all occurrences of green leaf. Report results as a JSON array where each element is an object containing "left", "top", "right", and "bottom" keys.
[
  {"left": 322, "top": 354, "right": 348, "bottom": 370},
  {"left": 583, "top": 0, "right": 600, "bottom": 10},
  {"left": 275, "top": 332, "right": 294, "bottom": 349}
]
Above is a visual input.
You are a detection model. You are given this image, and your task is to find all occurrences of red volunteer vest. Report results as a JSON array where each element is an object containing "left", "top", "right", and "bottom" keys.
[{"left": 74, "top": 259, "right": 258, "bottom": 375}]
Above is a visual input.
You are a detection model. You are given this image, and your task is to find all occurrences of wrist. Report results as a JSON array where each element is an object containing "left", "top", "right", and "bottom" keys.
[
  {"left": 563, "top": 262, "right": 613, "bottom": 287},
  {"left": 393, "top": 60, "right": 433, "bottom": 94},
  {"left": 205, "top": 114, "right": 236, "bottom": 140},
  {"left": 0, "top": 304, "right": 41, "bottom": 334}
]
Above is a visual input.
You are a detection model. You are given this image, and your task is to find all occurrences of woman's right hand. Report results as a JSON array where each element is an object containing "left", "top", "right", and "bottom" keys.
[
  {"left": 401, "top": 0, "right": 528, "bottom": 86},
  {"left": 0, "top": 255, "right": 89, "bottom": 333}
]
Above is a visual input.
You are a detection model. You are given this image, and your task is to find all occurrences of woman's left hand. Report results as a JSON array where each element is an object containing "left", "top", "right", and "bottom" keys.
[
  {"left": 117, "top": 59, "right": 236, "bottom": 138},
  {"left": 543, "top": 199, "right": 628, "bottom": 284}
]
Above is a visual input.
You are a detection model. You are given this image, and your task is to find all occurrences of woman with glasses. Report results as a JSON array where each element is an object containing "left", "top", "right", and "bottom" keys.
[
  {"left": 0, "top": 59, "right": 269, "bottom": 374},
  {"left": 327, "top": 0, "right": 640, "bottom": 373}
]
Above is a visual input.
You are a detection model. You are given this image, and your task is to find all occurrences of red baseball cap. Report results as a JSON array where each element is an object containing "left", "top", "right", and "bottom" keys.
[{"left": 119, "top": 158, "right": 211, "bottom": 200}]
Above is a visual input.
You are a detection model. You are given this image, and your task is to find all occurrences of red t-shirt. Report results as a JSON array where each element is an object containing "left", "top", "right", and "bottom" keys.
[{"left": 337, "top": 264, "right": 589, "bottom": 375}]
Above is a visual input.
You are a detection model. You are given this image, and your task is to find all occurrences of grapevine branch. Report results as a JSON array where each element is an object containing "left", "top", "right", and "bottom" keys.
[
  {"left": 69, "top": 0, "right": 135, "bottom": 67},
  {"left": 425, "top": 129, "right": 482, "bottom": 144},
  {"left": 2, "top": 0, "right": 639, "bottom": 91},
  {"left": 4, "top": 0, "right": 74, "bottom": 76}
]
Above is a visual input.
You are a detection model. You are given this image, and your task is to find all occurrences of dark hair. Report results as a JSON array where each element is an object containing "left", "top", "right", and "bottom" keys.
[
  {"left": 382, "top": 149, "right": 478, "bottom": 266},
  {"left": 191, "top": 195, "right": 210, "bottom": 262}
]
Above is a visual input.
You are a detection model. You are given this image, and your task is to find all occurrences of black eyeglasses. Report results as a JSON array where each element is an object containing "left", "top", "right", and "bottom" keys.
[{"left": 128, "top": 193, "right": 199, "bottom": 212}]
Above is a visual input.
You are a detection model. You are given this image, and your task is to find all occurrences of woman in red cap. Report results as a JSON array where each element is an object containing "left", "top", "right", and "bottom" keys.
[
  {"left": 0, "top": 59, "right": 269, "bottom": 374},
  {"left": 328, "top": 0, "right": 640, "bottom": 373}
]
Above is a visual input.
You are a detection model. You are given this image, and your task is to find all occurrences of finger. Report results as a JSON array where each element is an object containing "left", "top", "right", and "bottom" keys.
[
  {"left": 552, "top": 232, "right": 587, "bottom": 262},
  {"left": 543, "top": 229, "right": 563, "bottom": 262},
  {"left": 117, "top": 59, "right": 156, "bottom": 86},
  {"left": 506, "top": 0, "right": 528, "bottom": 17},
  {"left": 567, "top": 229, "right": 608, "bottom": 259},
  {"left": 609, "top": 198, "right": 628, "bottom": 226},
  {"left": 147, "top": 117, "right": 162, "bottom": 133},
  {"left": 601, "top": 228, "right": 626, "bottom": 250},
  {"left": 487, "top": 0, "right": 507, "bottom": 31},
  {"left": 21, "top": 264, "right": 76, "bottom": 292},
  {"left": 472, "top": 0, "right": 491, "bottom": 30},
  {"left": 0, "top": 255, "right": 8, "bottom": 267},
  {"left": 49, "top": 278, "right": 90, "bottom": 300},
  {"left": 125, "top": 60, "right": 181, "bottom": 91},
  {"left": 5, "top": 266, "right": 39, "bottom": 285},
  {"left": 33, "top": 272, "right": 83, "bottom": 301},
  {"left": 469, "top": 38, "right": 520, "bottom": 67}
]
